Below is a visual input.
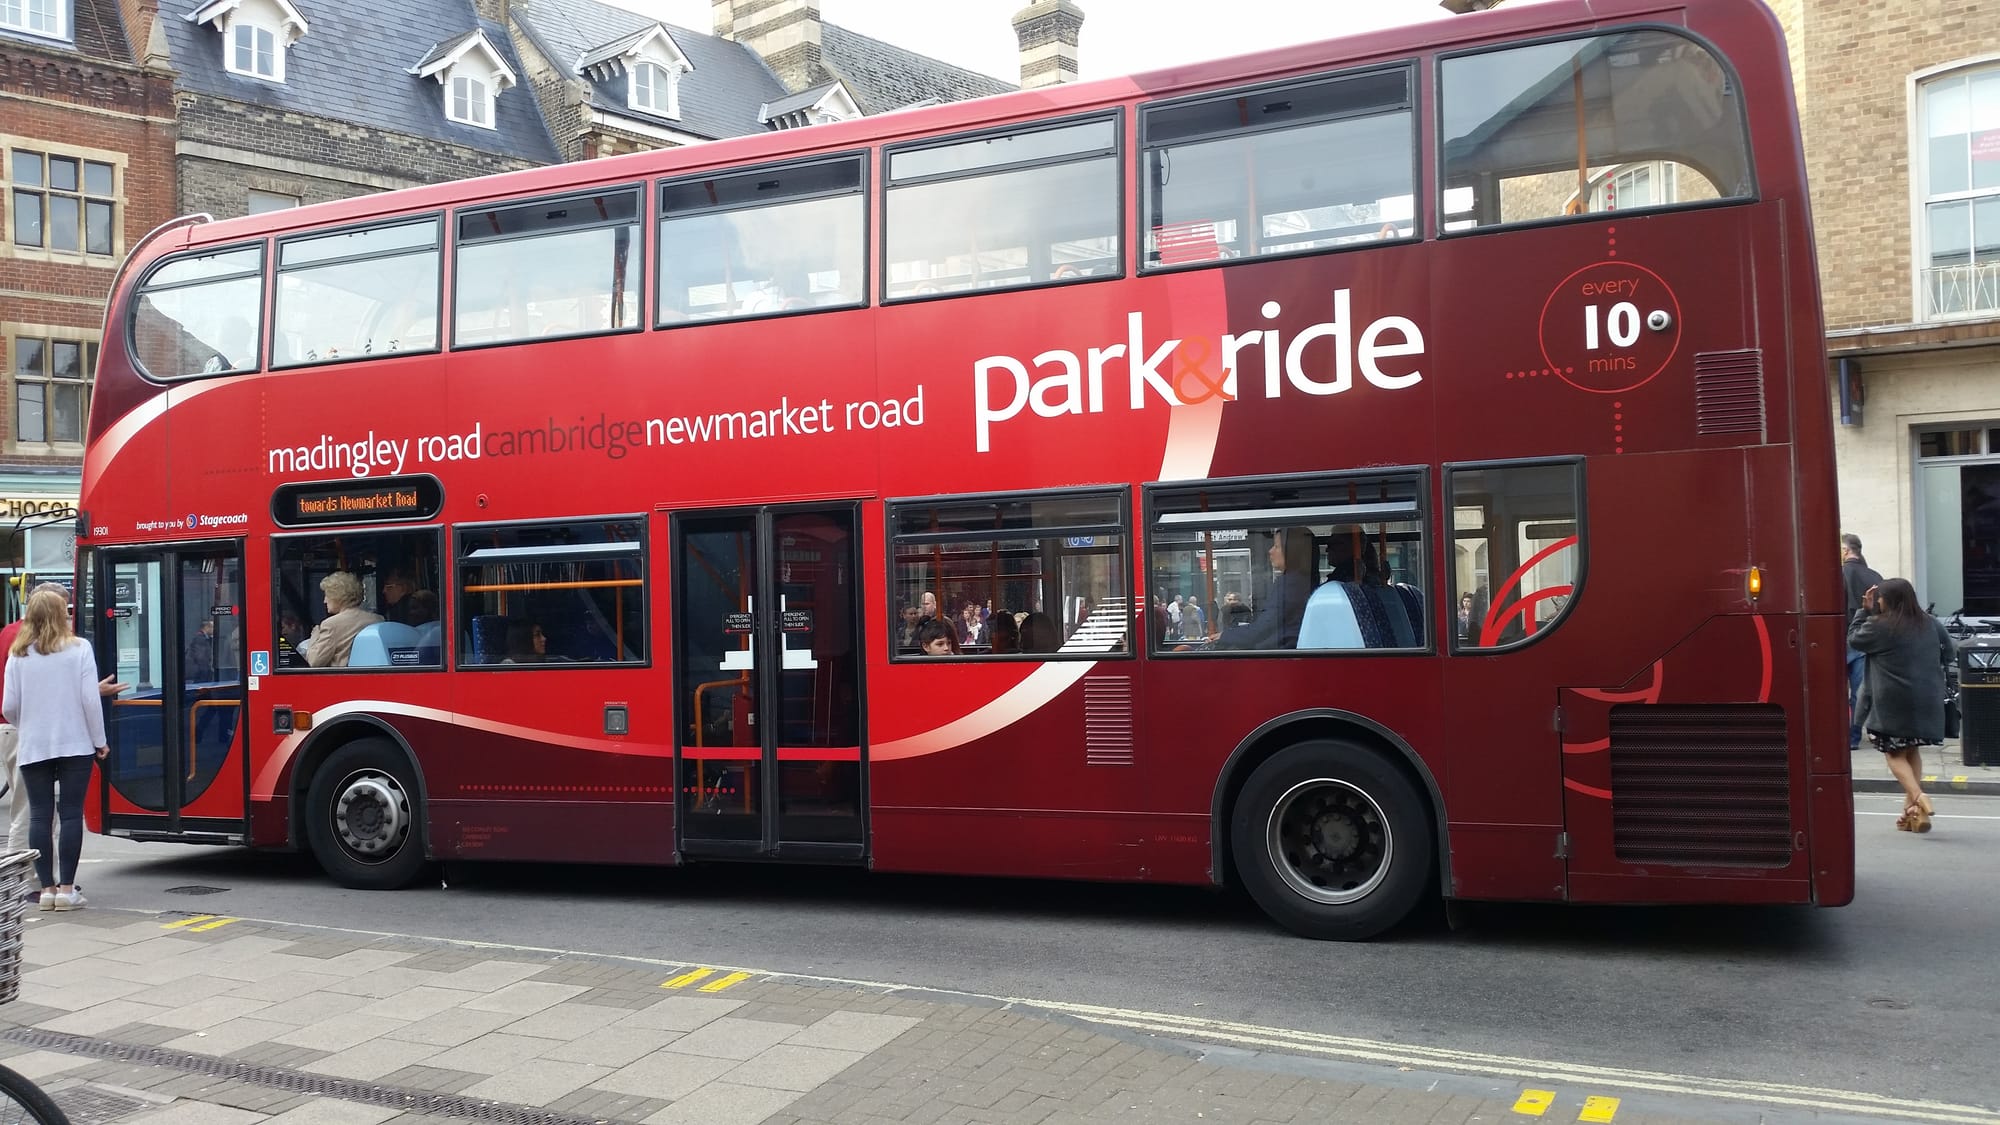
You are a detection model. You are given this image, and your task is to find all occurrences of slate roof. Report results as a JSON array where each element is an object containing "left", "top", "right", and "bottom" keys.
[
  {"left": 163, "top": 0, "right": 559, "bottom": 164},
  {"left": 818, "top": 21, "right": 1013, "bottom": 115},
  {"left": 510, "top": 0, "right": 786, "bottom": 140},
  {"left": 0, "top": 0, "right": 133, "bottom": 61}
]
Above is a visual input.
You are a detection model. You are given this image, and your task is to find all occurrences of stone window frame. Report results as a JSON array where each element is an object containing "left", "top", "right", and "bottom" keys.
[
  {"left": 4, "top": 323, "right": 97, "bottom": 451},
  {"left": 0, "top": 0, "right": 66, "bottom": 41},
  {"left": 1, "top": 135, "right": 126, "bottom": 266},
  {"left": 1909, "top": 55, "right": 2000, "bottom": 324}
]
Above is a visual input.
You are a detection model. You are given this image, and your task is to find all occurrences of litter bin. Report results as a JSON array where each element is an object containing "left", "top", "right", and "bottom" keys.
[{"left": 1957, "top": 635, "right": 2000, "bottom": 767}]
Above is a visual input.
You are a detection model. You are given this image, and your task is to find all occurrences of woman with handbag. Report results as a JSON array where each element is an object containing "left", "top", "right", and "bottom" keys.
[
  {"left": 0, "top": 588, "right": 108, "bottom": 908},
  {"left": 1848, "top": 577, "right": 1954, "bottom": 833}
]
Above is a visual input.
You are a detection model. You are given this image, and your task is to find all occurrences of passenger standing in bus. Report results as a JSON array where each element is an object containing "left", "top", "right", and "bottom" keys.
[
  {"left": 2, "top": 588, "right": 108, "bottom": 910},
  {"left": 301, "top": 572, "right": 383, "bottom": 669},
  {"left": 1841, "top": 535, "right": 1883, "bottom": 751},
  {"left": 1848, "top": 577, "right": 1951, "bottom": 833}
]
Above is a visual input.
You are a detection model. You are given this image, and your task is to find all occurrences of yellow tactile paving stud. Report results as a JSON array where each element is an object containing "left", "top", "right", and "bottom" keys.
[
  {"left": 659, "top": 967, "right": 751, "bottom": 992},
  {"left": 161, "top": 915, "right": 239, "bottom": 932},
  {"left": 1578, "top": 1094, "right": 1621, "bottom": 1121},
  {"left": 1512, "top": 1088, "right": 1556, "bottom": 1116}
]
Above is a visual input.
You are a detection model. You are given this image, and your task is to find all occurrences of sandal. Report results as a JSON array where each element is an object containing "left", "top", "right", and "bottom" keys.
[
  {"left": 1913, "top": 799, "right": 1934, "bottom": 834},
  {"left": 1896, "top": 807, "right": 1918, "bottom": 831}
]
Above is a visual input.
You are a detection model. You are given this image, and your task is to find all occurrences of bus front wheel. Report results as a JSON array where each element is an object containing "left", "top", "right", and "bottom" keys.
[
  {"left": 1230, "top": 739, "right": 1432, "bottom": 940},
  {"left": 305, "top": 738, "right": 430, "bottom": 890}
]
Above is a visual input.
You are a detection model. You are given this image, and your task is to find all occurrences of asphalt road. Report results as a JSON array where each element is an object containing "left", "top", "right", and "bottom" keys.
[{"left": 68, "top": 792, "right": 2000, "bottom": 1118}]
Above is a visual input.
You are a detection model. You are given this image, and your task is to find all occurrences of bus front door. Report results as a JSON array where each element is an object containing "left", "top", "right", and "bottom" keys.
[
  {"left": 90, "top": 544, "right": 249, "bottom": 842},
  {"left": 672, "top": 506, "right": 865, "bottom": 861}
]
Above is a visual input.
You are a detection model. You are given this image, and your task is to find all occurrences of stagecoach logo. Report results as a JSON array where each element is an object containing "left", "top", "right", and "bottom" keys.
[{"left": 971, "top": 288, "right": 1427, "bottom": 453}]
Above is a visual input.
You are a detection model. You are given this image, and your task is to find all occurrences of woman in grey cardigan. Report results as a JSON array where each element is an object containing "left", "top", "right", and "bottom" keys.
[{"left": 1848, "top": 577, "right": 1953, "bottom": 833}]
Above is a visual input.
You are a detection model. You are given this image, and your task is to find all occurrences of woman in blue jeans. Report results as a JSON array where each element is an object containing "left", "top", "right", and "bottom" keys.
[{"left": 0, "top": 588, "right": 108, "bottom": 910}]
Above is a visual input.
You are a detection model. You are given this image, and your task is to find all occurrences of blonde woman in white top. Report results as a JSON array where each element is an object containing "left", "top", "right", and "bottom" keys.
[{"left": 0, "top": 588, "right": 108, "bottom": 910}]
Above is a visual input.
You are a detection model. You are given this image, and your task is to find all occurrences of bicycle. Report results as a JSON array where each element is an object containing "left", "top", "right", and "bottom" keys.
[{"left": 0, "top": 850, "right": 71, "bottom": 1124}]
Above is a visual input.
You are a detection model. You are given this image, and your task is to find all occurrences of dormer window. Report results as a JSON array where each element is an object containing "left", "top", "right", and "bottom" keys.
[
  {"left": 232, "top": 22, "right": 279, "bottom": 79},
  {"left": 411, "top": 29, "right": 517, "bottom": 131},
  {"left": 579, "top": 23, "right": 692, "bottom": 123},
  {"left": 631, "top": 61, "right": 669, "bottom": 115},
  {"left": 451, "top": 75, "right": 491, "bottom": 128},
  {"left": 0, "top": 0, "right": 66, "bottom": 40},
  {"left": 191, "top": 0, "right": 308, "bottom": 84}
]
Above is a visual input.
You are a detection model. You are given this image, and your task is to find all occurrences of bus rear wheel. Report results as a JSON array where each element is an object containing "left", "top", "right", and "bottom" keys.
[
  {"left": 305, "top": 738, "right": 430, "bottom": 890},
  {"left": 1230, "top": 739, "right": 1432, "bottom": 940}
]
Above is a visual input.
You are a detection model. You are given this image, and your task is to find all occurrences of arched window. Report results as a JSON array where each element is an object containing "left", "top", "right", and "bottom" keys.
[
  {"left": 1917, "top": 64, "right": 2000, "bottom": 319},
  {"left": 630, "top": 61, "right": 667, "bottom": 114}
]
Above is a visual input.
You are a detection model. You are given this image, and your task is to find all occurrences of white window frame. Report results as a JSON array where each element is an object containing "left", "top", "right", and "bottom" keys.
[
  {"left": 1910, "top": 55, "right": 2000, "bottom": 323},
  {"left": 227, "top": 19, "right": 283, "bottom": 81},
  {"left": 629, "top": 61, "right": 665, "bottom": 115},
  {"left": 449, "top": 74, "right": 493, "bottom": 129},
  {"left": 0, "top": 0, "right": 66, "bottom": 41}
]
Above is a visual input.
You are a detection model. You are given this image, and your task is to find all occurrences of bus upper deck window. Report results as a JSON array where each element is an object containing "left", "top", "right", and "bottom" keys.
[
  {"left": 129, "top": 244, "right": 266, "bottom": 381},
  {"left": 1439, "top": 30, "right": 1753, "bottom": 231},
  {"left": 1140, "top": 67, "right": 1416, "bottom": 271}
]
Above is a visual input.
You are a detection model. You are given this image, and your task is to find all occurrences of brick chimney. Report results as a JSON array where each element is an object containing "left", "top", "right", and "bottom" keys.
[
  {"left": 1011, "top": 0, "right": 1083, "bottom": 90},
  {"left": 116, "top": 0, "right": 170, "bottom": 68},
  {"left": 713, "top": 0, "right": 828, "bottom": 93},
  {"left": 473, "top": 0, "right": 508, "bottom": 25}
]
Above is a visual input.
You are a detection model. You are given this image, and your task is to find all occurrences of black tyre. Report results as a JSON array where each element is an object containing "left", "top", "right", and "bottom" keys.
[
  {"left": 0, "top": 1061, "right": 71, "bottom": 1123},
  {"left": 1229, "top": 739, "right": 1433, "bottom": 941},
  {"left": 305, "top": 738, "right": 431, "bottom": 890}
]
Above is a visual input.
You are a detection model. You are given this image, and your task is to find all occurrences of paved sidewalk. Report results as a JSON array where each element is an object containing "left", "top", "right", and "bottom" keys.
[
  {"left": 0, "top": 909, "right": 1737, "bottom": 1125},
  {"left": 1849, "top": 739, "right": 2000, "bottom": 796}
]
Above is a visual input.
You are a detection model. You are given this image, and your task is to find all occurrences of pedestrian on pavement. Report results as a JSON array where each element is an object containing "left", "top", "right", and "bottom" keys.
[
  {"left": 1848, "top": 576, "right": 1952, "bottom": 833},
  {"left": 1, "top": 587, "right": 111, "bottom": 909},
  {"left": 1841, "top": 534, "right": 1883, "bottom": 750},
  {"left": 0, "top": 582, "right": 123, "bottom": 903}
]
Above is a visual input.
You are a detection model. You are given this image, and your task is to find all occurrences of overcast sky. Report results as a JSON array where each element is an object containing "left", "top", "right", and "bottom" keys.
[{"left": 604, "top": 0, "right": 1463, "bottom": 84}]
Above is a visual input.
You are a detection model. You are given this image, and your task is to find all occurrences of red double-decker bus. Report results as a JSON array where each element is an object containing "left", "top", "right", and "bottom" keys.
[{"left": 78, "top": 0, "right": 1849, "bottom": 939}]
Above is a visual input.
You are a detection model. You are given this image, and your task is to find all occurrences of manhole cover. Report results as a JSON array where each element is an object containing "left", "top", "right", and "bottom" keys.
[
  {"left": 1866, "top": 997, "right": 1912, "bottom": 1010},
  {"left": 161, "top": 886, "right": 230, "bottom": 896}
]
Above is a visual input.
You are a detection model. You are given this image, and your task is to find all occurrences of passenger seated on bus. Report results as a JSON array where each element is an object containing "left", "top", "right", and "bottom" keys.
[
  {"left": 1211, "top": 528, "right": 1314, "bottom": 650},
  {"left": 1321, "top": 533, "right": 1422, "bottom": 648},
  {"left": 1017, "top": 612, "right": 1059, "bottom": 654},
  {"left": 987, "top": 611, "right": 1019, "bottom": 654},
  {"left": 401, "top": 589, "right": 438, "bottom": 628},
  {"left": 502, "top": 620, "right": 549, "bottom": 664},
  {"left": 300, "top": 572, "right": 384, "bottom": 668},
  {"left": 915, "top": 618, "right": 958, "bottom": 657}
]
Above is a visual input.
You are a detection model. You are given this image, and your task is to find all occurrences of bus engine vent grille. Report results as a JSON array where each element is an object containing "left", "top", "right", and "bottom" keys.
[
  {"left": 1693, "top": 348, "right": 1765, "bottom": 436},
  {"left": 1607, "top": 703, "right": 1791, "bottom": 867},
  {"left": 1083, "top": 676, "right": 1135, "bottom": 766}
]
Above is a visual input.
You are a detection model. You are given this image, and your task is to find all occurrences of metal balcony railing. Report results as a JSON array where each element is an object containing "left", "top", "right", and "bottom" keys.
[{"left": 1925, "top": 261, "right": 2000, "bottom": 319}]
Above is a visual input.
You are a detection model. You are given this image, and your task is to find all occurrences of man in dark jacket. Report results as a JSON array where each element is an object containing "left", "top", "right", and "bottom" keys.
[{"left": 1841, "top": 534, "right": 1884, "bottom": 750}]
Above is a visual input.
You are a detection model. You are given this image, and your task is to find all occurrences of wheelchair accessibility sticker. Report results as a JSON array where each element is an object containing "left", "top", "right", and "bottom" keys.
[{"left": 251, "top": 651, "right": 270, "bottom": 676}]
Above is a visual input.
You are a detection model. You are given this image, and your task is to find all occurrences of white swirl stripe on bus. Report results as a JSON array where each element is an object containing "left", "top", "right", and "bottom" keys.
[{"left": 1010, "top": 999, "right": 2000, "bottom": 1124}]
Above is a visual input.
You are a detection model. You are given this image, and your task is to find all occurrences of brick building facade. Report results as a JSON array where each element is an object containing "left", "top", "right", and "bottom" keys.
[
  {"left": 1766, "top": 0, "right": 2000, "bottom": 616},
  {"left": 0, "top": 0, "right": 175, "bottom": 575}
]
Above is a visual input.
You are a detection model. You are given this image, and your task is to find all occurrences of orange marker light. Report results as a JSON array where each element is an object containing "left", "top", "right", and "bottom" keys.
[
  {"left": 294, "top": 711, "right": 313, "bottom": 730},
  {"left": 1747, "top": 567, "right": 1763, "bottom": 600}
]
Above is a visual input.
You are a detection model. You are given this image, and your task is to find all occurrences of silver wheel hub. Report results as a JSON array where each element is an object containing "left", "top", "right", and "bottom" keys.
[
  {"left": 1265, "top": 778, "right": 1393, "bottom": 905},
  {"left": 333, "top": 772, "right": 409, "bottom": 860}
]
